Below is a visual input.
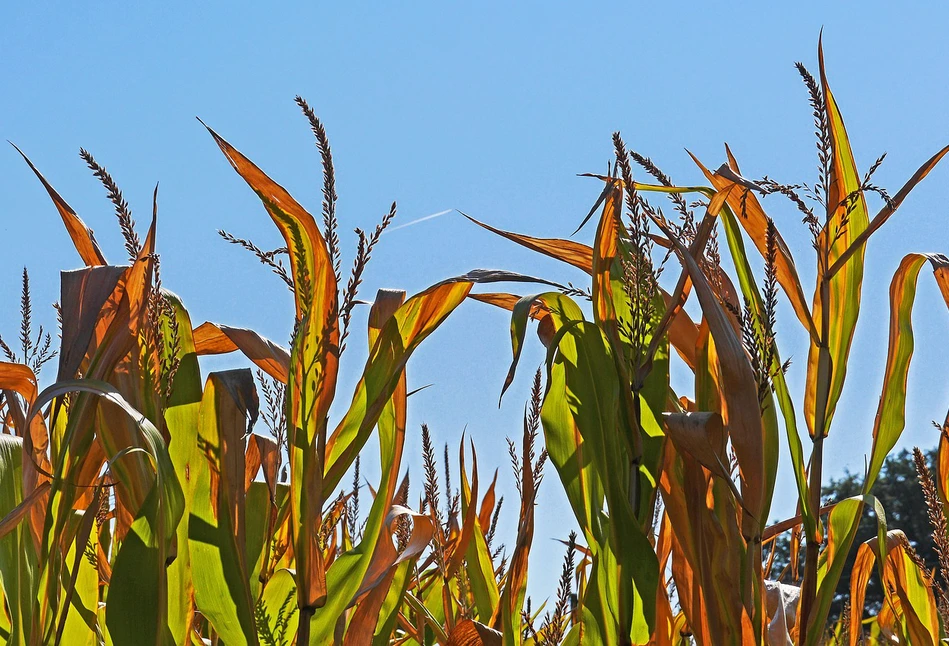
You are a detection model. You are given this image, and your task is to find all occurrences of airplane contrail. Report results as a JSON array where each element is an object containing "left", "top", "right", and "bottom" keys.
[{"left": 389, "top": 209, "right": 453, "bottom": 231}]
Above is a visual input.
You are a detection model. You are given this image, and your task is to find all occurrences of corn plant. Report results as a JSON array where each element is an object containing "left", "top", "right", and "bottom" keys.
[
  {"left": 1, "top": 35, "right": 949, "bottom": 646},
  {"left": 470, "top": 37, "right": 949, "bottom": 644},
  {"left": 0, "top": 99, "right": 550, "bottom": 645}
]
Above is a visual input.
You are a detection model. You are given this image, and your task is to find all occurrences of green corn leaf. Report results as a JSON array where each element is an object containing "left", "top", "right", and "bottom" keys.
[
  {"left": 542, "top": 322, "right": 658, "bottom": 642},
  {"left": 804, "top": 495, "right": 887, "bottom": 646},
  {"left": 257, "top": 569, "right": 298, "bottom": 646},
  {"left": 161, "top": 292, "right": 203, "bottom": 644},
  {"left": 309, "top": 291, "right": 410, "bottom": 642},
  {"left": 0, "top": 435, "right": 40, "bottom": 645},
  {"left": 864, "top": 253, "right": 949, "bottom": 491},
  {"left": 323, "top": 280, "right": 472, "bottom": 495},
  {"left": 27, "top": 380, "right": 183, "bottom": 646},
  {"left": 189, "top": 369, "right": 260, "bottom": 646}
]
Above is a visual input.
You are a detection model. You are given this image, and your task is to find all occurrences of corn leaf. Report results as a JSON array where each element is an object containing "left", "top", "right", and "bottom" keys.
[
  {"left": 12, "top": 144, "right": 107, "bottom": 267},
  {"left": 864, "top": 253, "right": 949, "bottom": 490},
  {"left": 344, "top": 508, "right": 434, "bottom": 645},
  {"left": 827, "top": 144, "right": 949, "bottom": 278},
  {"left": 800, "top": 40, "right": 871, "bottom": 441},
  {"left": 189, "top": 369, "right": 260, "bottom": 646},
  {"left": 0, "top": 435, "right": 40, "bottom": 644},
  {"left": 323, "top": 279, "right": 472, "bottom": 494},
  {"left": 161, "top": 292, "right": 203, "bottom": 644},
  {"left": 26, "top": 380, "right": 183, "bottom": 646},
  {"left": 848, "top": 530, "right": 939, "bottom": 645},
  {"left": 310, "top": 291, "right": 413, "bottom": 642},
  {"left": 446, "top": 619, "right": 502, "bottom": 646},
  {"left": 257, "top": 568, "right": 298, "bottom": 645},
  {"left": 497, "top": 292, "right": 583, "bottom": 403},
  {"left": 542, "top": 321, "right": 658, "bottom": 642},
  {"left": 459, "top": 442, "right": 499, "bottom": 622},
  {"left": 717, "top": 203, "right": 812, "bottom": 538},
  {"left": 804, "top": 494, "right": 886, "bottom": 646},
  {"left": 462, "top": 213, "right": 593, "bottom": 273},
  {"left": 652, "top": 218, "right": 764, "bottom": 536},
  {"left": 193, "top": 322, "right": 290, "bottom": 384},
  {"left": 204, "top": 122, "right": 339, "bottom": 614},
  {"left": 691, "top": 155, "right": 817, "bottom": 342},
  {"left": 58, "top": 509, "right": 98, "bottom": 646}
]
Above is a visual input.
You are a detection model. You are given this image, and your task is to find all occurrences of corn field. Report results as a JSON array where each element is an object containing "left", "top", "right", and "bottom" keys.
[{"left": 1, "top": 38, "right": 949, "bottom": 645}]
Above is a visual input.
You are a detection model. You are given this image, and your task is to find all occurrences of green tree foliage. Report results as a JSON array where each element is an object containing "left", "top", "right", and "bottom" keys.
[{"left": 769, "top": 447, "right": 940, "bottom": 618}]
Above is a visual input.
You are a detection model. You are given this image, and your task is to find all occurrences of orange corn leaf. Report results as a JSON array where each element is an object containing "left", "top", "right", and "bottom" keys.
[
  {"left": 203, "top": 123, "right": 339, "bottom": 614},
  {"left": 477, "top": 470, "right": 498, "bottom": 535},
  {"left": 463, "top": 212, "right": 701, "bottom": 369},
  {"left": 882, "top": 534, "right": 940, "bottom": 644},
  {"left": 446, "top": 619, "right": 503, "bottom": 646},
  {"left": 343, "top": 507, "right": 435, "bottom": 645},
  {"left": 0, "top": 480, "right": 50, "bottom": 540},
  {"left": 192, "top": 322, "right": 290, "bottom": 383},
  {"left": 56, "top": 266, "right": 126, "bottom": 382},
  {"left": 0, "top": 362, "right": 49, "bottom": 546},
  {"left": 247, "top": 434, "right": 279, "bottom": 500},
  {"left": 653, "top": 217, "right": 764, "bottom": 535},
  {"left": 691, "top": 152, "right": 817, "bottom": 342},
  {"left": 662, "top": 412, "right": 736, "bottom": 495},
  {"left": 12, "top": 143, "right": 107, "bottom": 266},
  {"left": 0, "top": 363, "right": 38, "bottom": 404},
  {"left": 323, "top": 279, "right": 472, "bottom": 495},
  {"left": 716, "top": 199, "right": 814, "bottom": 538},
  {"left": 848, "top": 530, "right": 939, "bottom": 645},
  {"left": 462, "top": 213, "right": 593, "bottom": 273},
  {"left": 848, "top": 539, "right": 876, "bottom": 645}
]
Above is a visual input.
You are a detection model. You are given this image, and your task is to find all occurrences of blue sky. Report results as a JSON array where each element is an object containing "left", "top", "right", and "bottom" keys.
[{"left": 3, "top": 3, "right": 949, "bottom": 600}]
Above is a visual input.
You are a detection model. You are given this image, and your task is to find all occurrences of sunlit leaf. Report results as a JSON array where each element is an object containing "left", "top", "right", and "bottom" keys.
[
  {"left": 652, "top": 217, "right": 764, "bottom": 536},
  {"left": 0, "top": 435, "right": 40, "bottom": 644},
  {"left": 323, "top": 279, "right": 472, "bottom": 494},
  {"left": 309, "top": 291, "right": 415, "bottom": 641},
  {"left": 193, "top": 322, "right": 290, "bottom": 384},
  {"left": 189, "top": 369, "right": 259, "bottom": 646},
  {"left": 203, "top": 122, "right": 339, "bottom": 615},
  {"left": 12, "top": 144, "right": 107, "bottom": 267},
  {"left": 27, "top": 380, "right": 183, "bottom": 646},
  {"left": 691, "top": 154, "right": 817, "bottom": 342},
  {"left": 864, "top": 253, "right": 949, "bottom": 491}
]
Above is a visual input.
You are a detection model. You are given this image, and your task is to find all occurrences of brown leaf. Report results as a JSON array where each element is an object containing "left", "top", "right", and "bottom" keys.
[
  {"left": 12, "top": 143, "right": 108, "bottom": 266},
  {"left": 193, "top": 322, "right": 290, "bottom": 383},
  {"left": 446, "top": 619, "right": 503, "bottom": 646}
]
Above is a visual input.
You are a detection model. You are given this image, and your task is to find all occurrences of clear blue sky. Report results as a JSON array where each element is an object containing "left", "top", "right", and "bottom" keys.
[{"left": 3, "top": 3, "right": 949, "bottom": 600}]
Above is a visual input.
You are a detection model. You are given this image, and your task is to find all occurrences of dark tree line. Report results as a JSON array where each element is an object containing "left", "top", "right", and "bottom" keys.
[{"left": 767, "top": 447, "right": 940, "bottom": 619}]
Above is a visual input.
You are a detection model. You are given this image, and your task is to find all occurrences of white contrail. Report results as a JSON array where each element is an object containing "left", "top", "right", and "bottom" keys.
[{"left": 389, "top": 209, "right": 453, "bottom": 231}]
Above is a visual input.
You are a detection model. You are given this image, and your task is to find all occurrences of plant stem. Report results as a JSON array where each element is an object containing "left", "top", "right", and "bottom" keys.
[
  {"left": 628, "top": 391, "right": 643, "bottom": 521},
  {"left": 798, "top": 274, "right": 832, "bottom": 643},
  {"left": 297, "top": 607, "right": 313, "bottom": 646},
  {"left": 798, "top": 431, "right": 824, "bottom": 641}
]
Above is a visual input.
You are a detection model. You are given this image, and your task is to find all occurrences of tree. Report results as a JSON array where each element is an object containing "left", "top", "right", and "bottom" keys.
[{"left": 766, "top": 447, "right": 940, "bottom": 619}]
